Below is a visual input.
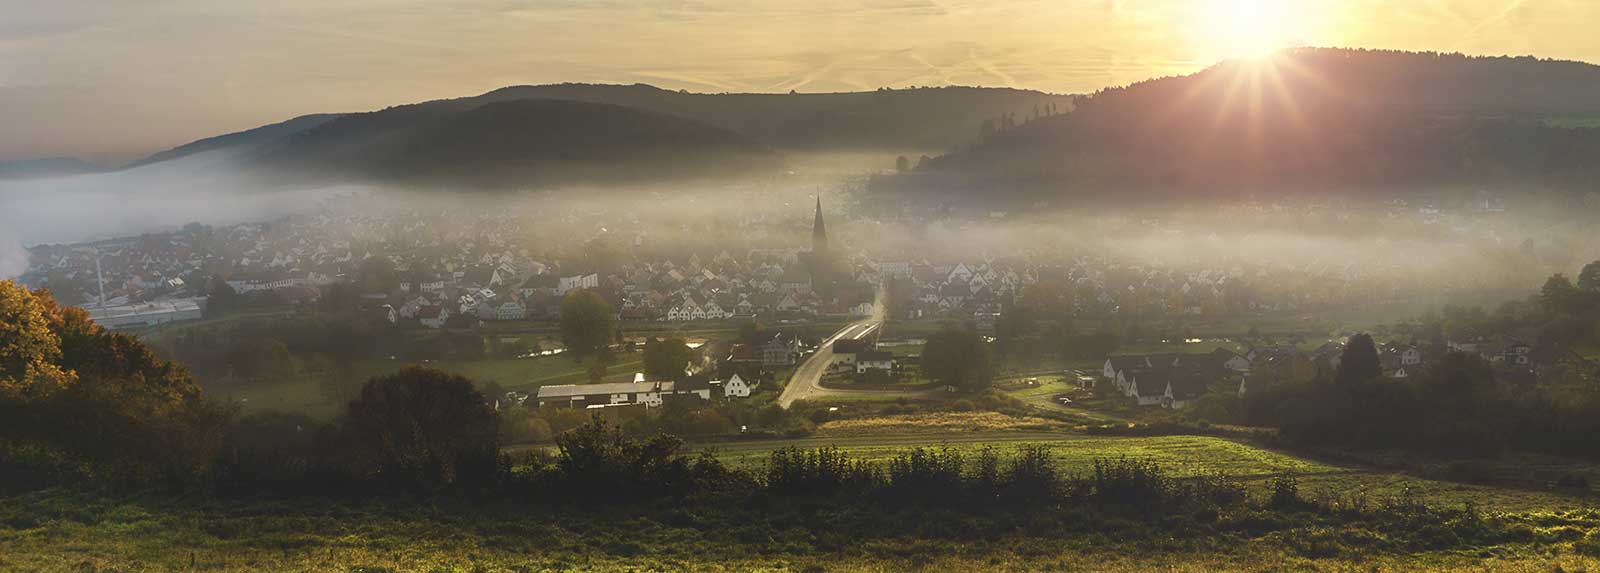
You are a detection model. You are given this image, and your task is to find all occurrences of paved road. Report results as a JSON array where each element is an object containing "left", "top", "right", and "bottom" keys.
[{"left": 777, "top": 286, "right": 937, "bottom": 408}]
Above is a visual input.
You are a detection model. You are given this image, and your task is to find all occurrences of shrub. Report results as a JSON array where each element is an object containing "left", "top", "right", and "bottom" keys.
[
  {"left": 557, "top": 418, "right": 682, "bottom": 495},
  {"left": 1003, "top": 444, "right": 1060, "bottom": 502},
  {"left": 884, "top": 446, "right": 965, "bottom": 503},
  {"left": 766, "top": 446, "right": 880, "bottom": 497},
  {"left": 1089, "top": 457, "right": 1167, "bottom": 508},
  {"left": 336, "top": 366, "right": 500, "bottom": 487},
  {"left": 1268, "top": 474, "right": 1304, "bottom": 510}
]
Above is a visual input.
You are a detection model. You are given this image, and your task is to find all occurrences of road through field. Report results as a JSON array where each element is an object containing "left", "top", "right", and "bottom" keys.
[{"left": 777, "top": 285, "right": 937, "bottom": 408}]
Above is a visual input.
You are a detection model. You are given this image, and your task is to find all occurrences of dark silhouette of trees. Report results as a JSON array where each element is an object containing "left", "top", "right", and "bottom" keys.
[
  {"left": 921, "top": 324, "right": 992, "bottom": 392},
  {"left": 642, "top": 337, "right": 693, "bottom": 382},
  {"left": 1335, "top": 334, "right": 1383, "bottom": 385},
  {"left": 336, "top": 366, "right": 499, "bottom": 486},
  {"left": 560, "top": 289, "right": 616, "bottom": 360},
  {"left": 1578, "top": 261, "right": 1600, "bottom": 292},
  {"left": 1540, "top": 274, "right": 1582, "bottom": 314},
  {"left": 206, "top": 275, "right": 238, "bottom": 315}
]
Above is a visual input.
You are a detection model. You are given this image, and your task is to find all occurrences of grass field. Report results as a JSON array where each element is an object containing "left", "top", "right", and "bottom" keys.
[
  {"left": 5, "top": 483, "right": 1599, "bottom": 573},
  {"left": 8, "top": 428, "right": 1600, "bottom": 573},
  {"left": 696, "top": 426, "right": 1596, "bottom": 513}
]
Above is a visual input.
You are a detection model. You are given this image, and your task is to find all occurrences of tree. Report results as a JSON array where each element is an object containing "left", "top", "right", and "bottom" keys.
[
  {"left": 895, "top": 155, "right": 910, "bottom": 172},
  {"left": 1335, "top": 333, "right": 1382, "bottom": 385},
  {"left": 338, "top": 366, "right": 499, "bottom": 485},
  {"left": 921, "top": 324, "right": 992, "bottom": 392},
  {"left": 560, "top": 289, "right": 616, "bottom": 360},
  {"left": 1540, "top": 274, "right": 1581, "bottom": 315},
  {"left": 1579, "top": 261, "right": 1600, "bottom": 293},
  {"left": 642, "top": 337, "right": 693, "bottom": 381},
  {"left": 206, "top": 275, "right": 238, "bottom": 315},
  {"left": 3, "top": 284, "right": 225, "bottom": 480},
  {"left": 0, "top": 280, "right": 75, "bottom": 400}
]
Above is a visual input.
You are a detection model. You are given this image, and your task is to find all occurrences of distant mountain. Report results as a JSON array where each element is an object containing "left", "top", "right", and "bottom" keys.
[
  {"left": 130, "top": 114, "right": 343, "bottom": 168},
  {"left": 881, "top": 48, "right": 1600, "bottom": 200},
  {"left": 0, "top": 157, "right": 104, "bottom": 180},
  {"left": 248, "top": 99, "right": 782, "bottom": 189}
]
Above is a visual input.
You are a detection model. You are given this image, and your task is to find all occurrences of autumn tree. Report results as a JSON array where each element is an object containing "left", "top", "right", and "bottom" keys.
[
  {"left": 0, "top": 281, "right": 75, "bottom": 400},
  {"left": 2, "top": 282, "right": 226, "bottom": 481}
]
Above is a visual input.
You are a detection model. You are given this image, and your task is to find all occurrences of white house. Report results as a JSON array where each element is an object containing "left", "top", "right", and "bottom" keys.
[
  {"left": 855, "top": 351, "right": 895, "bottom": 374},
  {"left": 722, "top": 374, "right": 753, "bottom": 398},
  {"left": 557, "top": 273, "right": 600, "bottom": 296}
]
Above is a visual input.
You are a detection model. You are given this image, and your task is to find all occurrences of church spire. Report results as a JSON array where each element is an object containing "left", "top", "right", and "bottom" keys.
[{"left": 811, "top": 196, "right": 828, "bottom": 257}]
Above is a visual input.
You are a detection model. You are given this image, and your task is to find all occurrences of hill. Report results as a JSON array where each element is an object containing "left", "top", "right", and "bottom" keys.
[
  {"left": 470, "top": 84, "right": 1072, "bottom": 151},
  {"left": 882, "top": 48, "right": 1600, "bottom": 201},
  {"left": 247, "top": 99, "right": 782, "bottom": 189},
  {"left": 129, "top": 114, "right": 343, "bottom": 168},
  {"left": 129, "top": 85, "right": 1069, "bottom": 169}
]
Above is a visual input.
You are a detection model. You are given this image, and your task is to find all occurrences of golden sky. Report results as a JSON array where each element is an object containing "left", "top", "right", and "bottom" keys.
[{"left": 2, "top": 0, "right": 1597, "bottom": 164}]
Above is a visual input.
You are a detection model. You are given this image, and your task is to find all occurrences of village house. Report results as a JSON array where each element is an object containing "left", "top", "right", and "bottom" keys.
[{"left": 855, "top": 350, "right": 896, "bottom": 374}]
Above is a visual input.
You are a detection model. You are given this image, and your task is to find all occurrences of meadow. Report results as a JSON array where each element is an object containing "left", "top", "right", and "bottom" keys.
[{"left": 6, "top": 425, "right": 1600, "bottom": 573}]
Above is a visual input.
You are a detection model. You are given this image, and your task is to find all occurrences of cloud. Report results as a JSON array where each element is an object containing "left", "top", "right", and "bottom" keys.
[{"left": 0, "top": 232, "right": 25, "bottom": 280}]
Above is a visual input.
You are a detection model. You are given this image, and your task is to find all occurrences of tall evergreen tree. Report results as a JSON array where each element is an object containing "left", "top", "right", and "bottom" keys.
[{"left": 1335, "top": 333, "right": 1382, "bottom": 385}]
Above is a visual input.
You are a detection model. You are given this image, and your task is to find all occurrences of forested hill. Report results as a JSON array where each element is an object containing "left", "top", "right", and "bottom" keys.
[
  {"left": 470, "top": 84, "right": 1073, "bottom": 151},
  {"left": 127, "top": 114, "right": 343, "bottom": 169},
  {"left": 247, "top": 99, "right": 783, "bottom": 190},
  {"left": 883, "top": 48, "right": 1600, "bottom": 200},
  {"left": 129, "top": 84, "right": 1071, "bottom": 172}
]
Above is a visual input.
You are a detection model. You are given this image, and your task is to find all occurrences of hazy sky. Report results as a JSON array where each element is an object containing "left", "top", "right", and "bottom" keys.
[{"left": 3, "top": 0, "right": 1597, "bottom": 165}]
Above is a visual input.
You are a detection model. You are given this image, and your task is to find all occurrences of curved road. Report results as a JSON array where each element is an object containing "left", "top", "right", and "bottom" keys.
[{"left": 777, "top": 286, "right": 937, "bottom": 408}]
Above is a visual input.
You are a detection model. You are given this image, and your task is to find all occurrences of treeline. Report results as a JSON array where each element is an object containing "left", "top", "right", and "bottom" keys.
[
  {"left": 1207, "top": 258, "right": 1600, "bottom": 458},
  {"left": 1230, "top": 347, "right": 1600, "bottom": 457}
]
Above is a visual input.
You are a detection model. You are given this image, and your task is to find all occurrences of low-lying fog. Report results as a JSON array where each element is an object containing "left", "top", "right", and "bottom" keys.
[{"left": 4, "top": 148, "right": 1599, "bottom": 311}]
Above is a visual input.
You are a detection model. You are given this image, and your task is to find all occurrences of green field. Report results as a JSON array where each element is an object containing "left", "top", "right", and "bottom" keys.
[
  {"left": 8, "top": 429, "right": 1600, "bottom": 573},
  {"left": 697, "top": 430, "right": 1593, "bottom": 512}
]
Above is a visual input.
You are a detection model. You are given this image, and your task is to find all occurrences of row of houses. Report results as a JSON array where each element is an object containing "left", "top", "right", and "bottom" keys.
[
  {"left": 1103, "top": 348, "right": 1251, "bottom": 409},
  {"left": 535, "top": 374, "right": 756, "bottom": 409}
]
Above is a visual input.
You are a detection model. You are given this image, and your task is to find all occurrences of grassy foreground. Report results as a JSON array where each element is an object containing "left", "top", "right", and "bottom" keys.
[
  {"left": 3, "top": 487, "right": 1600, "bottom": 573},
  {"left": 8, "top": 428, "right": 1600, "bottom": 572}
]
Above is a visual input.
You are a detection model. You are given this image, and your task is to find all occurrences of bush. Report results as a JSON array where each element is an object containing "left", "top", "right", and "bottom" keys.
[
  {"left": 766, "top": 446, "right": 880, "bottom": 497},
  {"left": 1089, "top": 457, "right": 1167, "bottom": 508},
  {"left": 1003, "top": 444, "right": 1060, "bottom": 503},
  {"left": 336, "top": 366, "right": 500, "bottom": 487},
  {"left": 884, "top": 446, "right": 965, "bottom": 503},
  {"left": 1268, "top": 474, "right": 1304, "bottom": 510}
]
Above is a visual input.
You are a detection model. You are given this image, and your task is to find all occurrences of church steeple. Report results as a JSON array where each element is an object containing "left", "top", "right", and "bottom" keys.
[{"left": 811, "top": 196, "right": 828, "bottom": 258}]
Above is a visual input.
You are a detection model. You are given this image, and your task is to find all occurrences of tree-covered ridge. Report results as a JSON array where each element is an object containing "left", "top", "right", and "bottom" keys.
[
  {"left": 251, "top": 99, "right": 783, "bottom": 190},
  {"left": 125, "top": 84, "right": 1071, "bottom": 173},
  {"left": 902, "top": 48, "right": 1600, "bottom": 198}
]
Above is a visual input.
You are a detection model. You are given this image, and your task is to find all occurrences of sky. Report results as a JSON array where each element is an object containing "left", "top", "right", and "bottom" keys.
[{"left": 2, "top": 0, "right": 1598, "bottom": 165}]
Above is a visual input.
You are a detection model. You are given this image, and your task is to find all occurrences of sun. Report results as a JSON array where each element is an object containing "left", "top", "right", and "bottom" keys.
[{"left": 1200, "top": 0, "right": 1297, "bottom": 60}]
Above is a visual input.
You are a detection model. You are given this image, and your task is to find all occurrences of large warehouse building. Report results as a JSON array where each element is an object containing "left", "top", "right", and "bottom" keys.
[{"left": 85, "top": 299, "right": 204, "bottom": 330}]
